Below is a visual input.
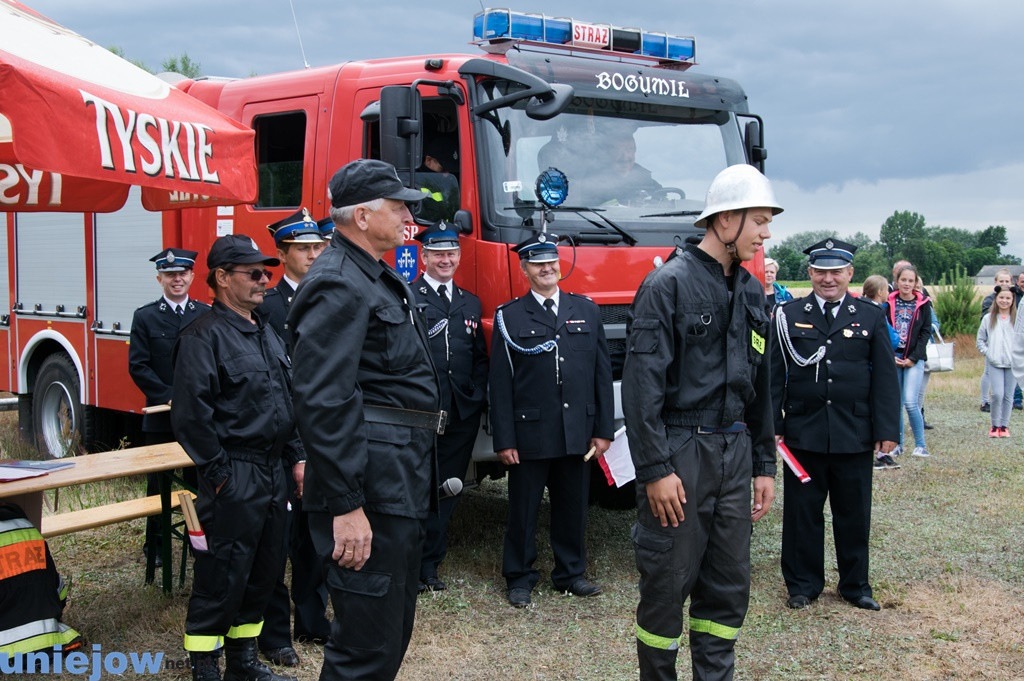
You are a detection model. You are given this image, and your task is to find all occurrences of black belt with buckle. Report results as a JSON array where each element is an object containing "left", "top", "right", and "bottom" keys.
[
  {"left": 364, "top": 405, "right": 448, "bottom": 435},
  {"left": 694, "top": 422, "right": 747, "bottom": 435}
]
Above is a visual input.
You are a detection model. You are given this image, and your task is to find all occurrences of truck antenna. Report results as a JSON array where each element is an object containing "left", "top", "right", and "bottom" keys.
[{"left": 287, "top": 0, "right": 311, "bottom": 69}]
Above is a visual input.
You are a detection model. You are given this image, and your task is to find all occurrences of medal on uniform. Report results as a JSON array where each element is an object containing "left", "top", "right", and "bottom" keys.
[
  {"left": 465, "top": 319, "right": 472, "bottom": 334},
  {"left": 843, "top": 329, "right": 853, "bottom": 338}
]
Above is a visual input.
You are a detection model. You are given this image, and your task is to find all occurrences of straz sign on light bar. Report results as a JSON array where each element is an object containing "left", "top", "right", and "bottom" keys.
[{"left": 571, "top": 21, "right": 610, "bottom": 49}]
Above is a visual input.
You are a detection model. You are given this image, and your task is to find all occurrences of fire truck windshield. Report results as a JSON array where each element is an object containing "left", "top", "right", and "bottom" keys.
[{"left": 476, "top": 87, "right": 748, "bottom": 247}]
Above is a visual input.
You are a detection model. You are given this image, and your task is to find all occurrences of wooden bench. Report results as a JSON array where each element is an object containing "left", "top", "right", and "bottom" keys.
[{"left": 40, "top": 491, "right": 195, "bottom": 538}]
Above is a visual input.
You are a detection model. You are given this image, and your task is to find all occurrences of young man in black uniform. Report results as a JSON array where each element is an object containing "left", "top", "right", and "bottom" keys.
[
  {"left": 172, "top": 235, "right": 305, "bottom": 681},
  {"left": 128, "top": 248, "right": 208, "bottom": 565},
  {"left": 257, "top": 209, "right": 330, "bottom": 666},
  {"left": 411, "top": 221, "right": 488, "bottom": 593},
  {"left": 289, "top": 159, "right": 441, "bottom": 681},
  {"left": 623, "top": 164, "right": 781, "bottom": 681},
  {"left": 770, "top": 239, "right": 900, "bottom": 612},
  {"left": 489, "top": 233, "right": 614, "bottom": 608}
]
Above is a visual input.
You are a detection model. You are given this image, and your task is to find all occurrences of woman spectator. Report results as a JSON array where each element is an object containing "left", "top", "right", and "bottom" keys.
[
  {"left": 977, "top": 285, "right": 1017, "bottom": 437},
  {"left": 886, "top": 264, "right": 933, "bottom": 458},
  {"left": 763, "top": 257, "right": 793, "bottom": 313}
]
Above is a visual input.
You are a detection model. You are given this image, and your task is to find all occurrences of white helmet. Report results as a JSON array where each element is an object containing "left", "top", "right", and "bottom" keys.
[{"left": 694, "top": 164, "right": 783, "bottom": 229}]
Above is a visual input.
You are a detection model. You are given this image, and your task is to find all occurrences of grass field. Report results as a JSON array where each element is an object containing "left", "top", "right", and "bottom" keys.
[{"left": 5, "top": 338, "right": 1024, "bottom": 680}]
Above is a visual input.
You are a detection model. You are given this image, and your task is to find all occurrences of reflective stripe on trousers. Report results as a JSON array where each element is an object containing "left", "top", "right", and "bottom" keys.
[{"left": 633, "top": 426, "right": 752, "bottom": 681}]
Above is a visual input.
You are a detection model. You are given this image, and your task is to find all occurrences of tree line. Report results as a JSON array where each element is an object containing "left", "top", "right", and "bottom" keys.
[{"left": 768, "top": 210, "right": 1020, "bottom": 284}]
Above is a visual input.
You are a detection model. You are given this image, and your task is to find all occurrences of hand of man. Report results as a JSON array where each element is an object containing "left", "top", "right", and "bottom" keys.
[
  {"left": 292, "top": 462, "right": 305, "bottom": 499},
  {"left": 876, "top": 440, "right": 898, "bottom": 454},
  {"left": 589, "top": 438, "right": 611, "bottom": 458},
  {"left": 646, "top": 473, "right": 686, "bottom": 527},
  {"left": 751, "top": 475, "right": 775, "bottom": 522},
  {"left": 332, "top": 507, "right": 372, "bottom": 571},
  {"left": 496, "top": 448, "right": 520, "bottom": 466}
]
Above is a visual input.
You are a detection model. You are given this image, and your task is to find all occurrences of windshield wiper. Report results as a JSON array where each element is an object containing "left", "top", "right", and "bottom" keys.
[
  {"left": 639, "top": 210, "right": 702, "bottom": 218},
  {"left": 504, "top": 202, "right": 639, "bottom": 246},
  {"left": 550, "top": 206, "right": 638, "bottom": 246}
]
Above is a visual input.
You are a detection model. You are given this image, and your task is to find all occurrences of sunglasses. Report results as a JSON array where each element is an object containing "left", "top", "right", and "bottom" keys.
[{"left": 224, "top": 268, "right": 273, "bottom": 282}]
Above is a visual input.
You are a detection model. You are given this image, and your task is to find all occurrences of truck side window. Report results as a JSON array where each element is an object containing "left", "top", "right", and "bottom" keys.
[{"left": 253, "top": 112, "right": 306, "bottom": 208}]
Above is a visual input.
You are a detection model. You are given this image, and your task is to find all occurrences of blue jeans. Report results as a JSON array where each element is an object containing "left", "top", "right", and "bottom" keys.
[{"left": 897, "top": 361, "right": 926, "bottom": 449}]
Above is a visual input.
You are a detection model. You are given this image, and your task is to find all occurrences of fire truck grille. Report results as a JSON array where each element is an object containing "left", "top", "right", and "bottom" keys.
[{"left": 600, "top": 304, "right": 631, "bottom": 381}]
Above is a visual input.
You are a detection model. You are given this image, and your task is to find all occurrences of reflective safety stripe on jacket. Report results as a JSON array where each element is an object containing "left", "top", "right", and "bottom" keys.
[{"left": 0, "top": 512, "right": 82, "bottom": 656}]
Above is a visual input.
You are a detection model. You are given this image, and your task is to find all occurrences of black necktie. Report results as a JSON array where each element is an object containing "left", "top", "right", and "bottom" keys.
[
  {"left": 543, "top": 298, "right": 557, "bottom": 321},
  {"left": 437, "top": 284, "right": 450, "bottom": 309},
  {"left": 823, "top": 300, "right": 839, "bottom": 328},
  {"left": 175, "top": 304, "right": 184, "bottom": 317}
]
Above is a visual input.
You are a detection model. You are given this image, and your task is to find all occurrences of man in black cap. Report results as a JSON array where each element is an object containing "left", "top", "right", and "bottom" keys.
[
  {"left": 770, "top": 238, "right": 899, "bottom": 612},
  {"left": 172, "top": 235, "right": 304, "bottom": 681},
  {"left": 489, "top": 232, "right": 614, "bottom": 608},
  {"left": 257, "top": 209, "right": 330, "bottom": 667},
  {"left": 288, "top": 159, "right": 441, "bottom": 680},
  {"left": 259, "top": 208, "right": 325, "bottom": 349},
  {"left": 128, "top": 248, "right": 208, "bottom": 565},
  {"left": 411, "top": 221, "right": 488, "bottom": 594}
]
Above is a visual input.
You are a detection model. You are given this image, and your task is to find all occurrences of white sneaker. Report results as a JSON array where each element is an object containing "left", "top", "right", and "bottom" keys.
[
  {"left": 911, "top": 447, "right": 931, "bottom": 458},
  {"left": 890, "top": 445, "right": 903, "bottom": 457}
]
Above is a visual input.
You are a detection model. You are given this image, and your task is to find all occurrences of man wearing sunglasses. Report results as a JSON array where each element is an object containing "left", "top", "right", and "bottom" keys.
[{"left": 172, "top": 234, "right": 305, "bottom": 681}]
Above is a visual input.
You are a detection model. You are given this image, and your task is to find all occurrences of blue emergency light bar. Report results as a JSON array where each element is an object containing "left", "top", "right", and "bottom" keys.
[{"left": 472, "top": 8, "right": 696, "bottom": 65}]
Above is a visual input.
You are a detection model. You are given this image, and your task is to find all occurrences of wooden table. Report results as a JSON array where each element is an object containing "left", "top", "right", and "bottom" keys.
[{"left": 0, "top": 442, "right": 195, "bottom": 593}]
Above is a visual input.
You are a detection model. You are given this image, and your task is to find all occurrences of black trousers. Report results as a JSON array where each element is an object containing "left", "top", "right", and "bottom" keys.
[
  {"left": 259, "top": 473, "right": 331, "bottom": 650},
  {"left": 502, "top": 455, "right": 589, "bottom": 591},
  {"left": 184, "top": 456, "right": 287, "bottom": 650},
  {"left": 781, "top": 447, "right": 873, "bottom": 601},
  {"left": 634, "top": 428, "right": 752, "bottom": 681},
  {"left": 419, "top": 404, "right": 481, "bottom": 580},
  {"left": 310, "top": 510, "right": 423, "bottom": 681}
]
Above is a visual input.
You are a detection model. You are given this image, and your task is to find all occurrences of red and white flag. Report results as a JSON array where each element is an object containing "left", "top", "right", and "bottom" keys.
[
  {"left": 777, "top": 440, "right": 811, "bottom": 484},
  {"left": 596, "top": 426, "right": 634, "bottom": 487}
]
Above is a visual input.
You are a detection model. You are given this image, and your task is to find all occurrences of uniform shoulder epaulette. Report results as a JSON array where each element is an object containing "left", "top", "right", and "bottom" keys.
[
  {"left": 496, "top": 297, "right": 520, "bottom": 311},
  {"left": 778, "top": 297, "right": 801, "bottom": 310},
  {"left": 136, "top": 299, "right": 161, "bottom": 311},
  {"left": 263, "top": 287, "right": 282, "bottom": 299},
  {"left": 567, "top": 291, "right": 593, "bottom": 301}
]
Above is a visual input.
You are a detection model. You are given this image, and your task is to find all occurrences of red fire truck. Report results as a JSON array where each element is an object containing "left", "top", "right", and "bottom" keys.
[{"left": 1, "top": 9, "right": 769, "bottom": 466}]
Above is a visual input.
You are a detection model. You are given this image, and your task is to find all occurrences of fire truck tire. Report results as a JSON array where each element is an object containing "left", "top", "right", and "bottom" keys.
[{"left": 32, "top": 354, "right": 92, "bottom": 458}]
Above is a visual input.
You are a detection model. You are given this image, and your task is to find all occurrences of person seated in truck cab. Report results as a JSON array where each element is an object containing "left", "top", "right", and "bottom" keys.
[
  {"left": 415, "top": 136, "right": 461, "bottom": 223},
  {"left": 585, "top": 132, "right": 662, "bottom": 206}
]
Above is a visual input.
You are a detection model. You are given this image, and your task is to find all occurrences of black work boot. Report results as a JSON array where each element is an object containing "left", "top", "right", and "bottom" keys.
[
  {"left": 188, "top": 650, "right": 222, "bottom": 681},
  {"left": 223, "top": 637, "right": 297, "bottom": 681}
]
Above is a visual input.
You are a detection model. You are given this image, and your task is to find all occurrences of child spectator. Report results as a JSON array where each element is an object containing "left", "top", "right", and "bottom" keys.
[
  {"left": 977, "top": 285, "right": 1017, "bottom": 437},
  {"left": 886, "top": 264, "right": 933, "bottom": 458}
]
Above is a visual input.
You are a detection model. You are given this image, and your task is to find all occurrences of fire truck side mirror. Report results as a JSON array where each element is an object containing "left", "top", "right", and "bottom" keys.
[
  {"left": 380, "top": 85, "right": 424, "bottom": 178},
  {"left": 525, "top": 83, "right": 574, "bottom": 121},
  {"left": 741, "top": 116, "right": 768, "bottom": 173}
]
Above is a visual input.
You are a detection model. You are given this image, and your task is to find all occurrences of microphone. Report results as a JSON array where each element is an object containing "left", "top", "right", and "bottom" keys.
[{"left": 439, "top": 477, "right": 463, "bottom": 499}]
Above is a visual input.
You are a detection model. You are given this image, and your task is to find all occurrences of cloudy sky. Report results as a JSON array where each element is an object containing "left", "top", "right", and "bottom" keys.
[{"left": 26, "top": 0, "right": 1024, "bottom": 256}]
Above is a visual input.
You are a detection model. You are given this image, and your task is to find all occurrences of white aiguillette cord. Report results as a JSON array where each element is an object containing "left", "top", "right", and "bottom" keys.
[{"left": 775, "top": 306, "right": 826, "bottom": 382}]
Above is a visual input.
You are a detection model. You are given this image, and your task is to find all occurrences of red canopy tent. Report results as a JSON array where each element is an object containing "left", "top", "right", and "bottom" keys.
[{"left": 0, "top": 0, "right": 257, "bottom": 212}]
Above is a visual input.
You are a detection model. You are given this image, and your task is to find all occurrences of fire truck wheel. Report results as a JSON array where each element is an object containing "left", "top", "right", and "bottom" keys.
[{"left": 32, "top": 354, "right": 90, "bottom": 458}]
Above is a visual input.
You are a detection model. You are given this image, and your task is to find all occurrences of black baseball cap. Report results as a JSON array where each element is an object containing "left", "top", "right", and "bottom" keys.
[
  {"left": 207, "top": 234, "right": 280, "bottom": 269},
  {"left": 327, "top": 159, "right": 426, "bottom": 208}
]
